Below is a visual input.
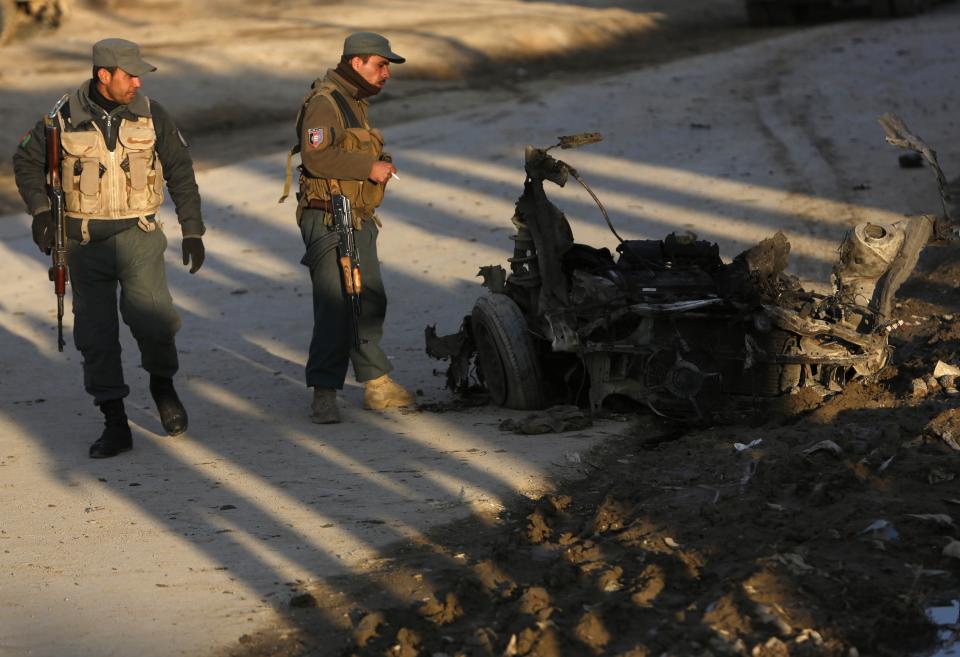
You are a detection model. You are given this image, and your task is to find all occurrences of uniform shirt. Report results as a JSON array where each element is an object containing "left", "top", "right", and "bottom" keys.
[
  {"left": 298, "top": 69, "right": 376, "bottom": 183},
  {"left": 12, "top": 81, "right": 204, "bottom": 242}
]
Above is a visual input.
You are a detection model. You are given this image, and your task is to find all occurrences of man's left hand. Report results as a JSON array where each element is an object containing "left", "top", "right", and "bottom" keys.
[{"left": 182, "top": 237, "right": 205, "bottom": 274}]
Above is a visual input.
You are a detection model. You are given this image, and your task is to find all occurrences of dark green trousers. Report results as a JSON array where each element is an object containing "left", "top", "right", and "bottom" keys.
[
  {"left": 299, "top": 208, "right": 392, "bottom": 389},
  {"left": 68, "top": 226, "right": 181, "bottom": 404}
]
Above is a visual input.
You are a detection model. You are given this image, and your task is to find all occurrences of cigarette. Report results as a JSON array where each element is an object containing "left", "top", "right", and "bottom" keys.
[{"left": 390, "top": 171, "right": 400, "bottom": 181}]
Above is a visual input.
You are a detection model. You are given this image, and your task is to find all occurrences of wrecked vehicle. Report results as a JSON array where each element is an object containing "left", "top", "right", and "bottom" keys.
[{"left": 426, "top": 116, "right": 953, "bottom": 420}]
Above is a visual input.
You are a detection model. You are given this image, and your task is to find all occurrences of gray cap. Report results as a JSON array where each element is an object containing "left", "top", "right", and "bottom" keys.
[
  {"left": 342, "top": 32, "right": 405, "bottom": 64},
  {"left": 92, "top": 38, "right": 157, "bottom": 76}
]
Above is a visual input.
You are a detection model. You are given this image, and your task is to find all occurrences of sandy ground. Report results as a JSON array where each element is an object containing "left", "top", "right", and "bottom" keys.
[
  {"left": 1, "top": 1, "right": 959, "bottom": 656},
  {"left": 0, "top": 0, "right": 762, "bottom": 213}
]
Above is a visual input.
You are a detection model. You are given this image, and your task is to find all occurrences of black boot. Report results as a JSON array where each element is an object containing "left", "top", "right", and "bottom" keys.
[
  {"left": 150, "top": 375, "right": 188, "bottom": 436},
  {"left": 89, "top": 399, "right": 133, "bottom": 459}
]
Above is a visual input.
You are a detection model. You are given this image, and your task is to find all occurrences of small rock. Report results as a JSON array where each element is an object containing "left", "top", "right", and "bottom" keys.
[
  {"left": 911, "top": 377, "right": 928, "bottom": 397},
  {"left": 940, "top": 375, "right": 958, "bottom": 395}
]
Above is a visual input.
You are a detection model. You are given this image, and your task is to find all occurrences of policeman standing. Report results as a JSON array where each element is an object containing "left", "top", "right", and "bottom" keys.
[
  {"left": 12, "top": 38, "right": 206, "bottom": 458},
  {"left": 283, "top": 32, "right": 414, "bottom": 423}
]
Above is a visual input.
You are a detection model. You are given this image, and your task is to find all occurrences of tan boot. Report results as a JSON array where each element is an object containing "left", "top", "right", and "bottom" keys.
[
  {"left": 363, "top": 374, "right": 415, "bottom": 410},
  {"left": 310, "top": 387, "right": 341, "bottom": 424}
]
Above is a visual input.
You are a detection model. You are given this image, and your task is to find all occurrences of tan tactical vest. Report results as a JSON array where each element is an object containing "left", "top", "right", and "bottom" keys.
[
  {"left": 58, "top": 109, "right": 164, "bottom": 229},
  {"left": 280, "top": 83, "right": 385, "bottom": 226}
]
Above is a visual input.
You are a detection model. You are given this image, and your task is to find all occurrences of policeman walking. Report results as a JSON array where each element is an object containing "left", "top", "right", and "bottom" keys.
[
  {"left": 12, "top": 38, "right": 206, "bottom": 458},
  {"left": 283, "top": 32, "right": 414, "bottom": 423}
]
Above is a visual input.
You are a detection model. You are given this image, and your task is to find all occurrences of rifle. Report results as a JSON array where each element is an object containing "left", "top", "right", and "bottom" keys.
[
  {"left": 331, "top": 194, "right": 364, "bottom": 350},
  {"left": 44, "top": 92, "right": 70, "bottom": 352}
]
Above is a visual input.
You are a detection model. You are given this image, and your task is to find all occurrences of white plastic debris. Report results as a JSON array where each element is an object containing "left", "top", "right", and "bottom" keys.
[
  {"left": 860, "top": 519, "right": 900, "bottom": 542},
  {"left": 734, "top": 439, "right": 763, "bottom": 452}
]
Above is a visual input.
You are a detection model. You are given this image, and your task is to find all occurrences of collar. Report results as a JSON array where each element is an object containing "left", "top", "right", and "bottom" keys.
[
  {"left": 323, "top": 68, "right": 367, "bottom": 103},
  {"left": 66, "top": 80, "right": 151, "bottom": 126}
]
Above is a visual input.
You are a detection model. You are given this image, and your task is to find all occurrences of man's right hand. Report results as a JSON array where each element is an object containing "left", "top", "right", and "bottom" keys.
[
  {"left": 31, "top": 211, "right": 54, "bottom": 255},
  {"left": 369, "top": 160, "right": 396, "bottom": 185}
]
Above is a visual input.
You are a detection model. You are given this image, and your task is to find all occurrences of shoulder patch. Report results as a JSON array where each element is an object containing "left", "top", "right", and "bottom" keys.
[
  {"left": 307, "top": 127, "right": 323, "bottom": 148},
  {"left": 18, "top": 132, "right": 31, "bottom": 149}
]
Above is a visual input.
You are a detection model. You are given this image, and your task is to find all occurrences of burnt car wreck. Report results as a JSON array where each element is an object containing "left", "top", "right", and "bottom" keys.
[{"left": 426, "top": 116, "right": 954, "bottom": 420}]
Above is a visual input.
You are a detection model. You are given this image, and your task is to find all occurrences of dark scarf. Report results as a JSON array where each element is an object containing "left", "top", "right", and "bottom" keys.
[
  {"left": 335, "top": 60, "right": 381, "bottom": 99},
  {"left": 88, "top": 79, "right": 122, "bottom": 113}
]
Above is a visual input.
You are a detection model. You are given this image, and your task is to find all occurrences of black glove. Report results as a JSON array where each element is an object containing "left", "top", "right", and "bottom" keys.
[
  {"left": 31, "top": 211, "right": 54, "bottom": 255},
  {"left": 182, "top": 237, "right": 205, "bottom": 274}
]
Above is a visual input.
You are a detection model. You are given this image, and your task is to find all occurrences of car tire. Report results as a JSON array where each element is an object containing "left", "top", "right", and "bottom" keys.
[
  {"left": 472, "top": 293, "right": 545, "bottom": 410},
  {"left": 754, "top": 329, "right": 801, "bottom": 395}
]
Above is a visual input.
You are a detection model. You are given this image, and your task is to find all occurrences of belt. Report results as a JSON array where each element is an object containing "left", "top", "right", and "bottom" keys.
[{"left": 306, "top": 199, "right": 334, "bottom": 213}]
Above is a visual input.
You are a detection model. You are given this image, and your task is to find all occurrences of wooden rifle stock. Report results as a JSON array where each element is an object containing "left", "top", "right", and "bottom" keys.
[
  {"left": 331, "top": 194, "right": 364, "bottom": 350},
  {"left": 45, "top": 92, "right": 70, "bottom": 352}
]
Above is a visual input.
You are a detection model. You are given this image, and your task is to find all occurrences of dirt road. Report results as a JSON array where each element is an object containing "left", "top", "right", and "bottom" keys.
[
  {"left": 1, "top": 2, "right": 959, "bottom": 657},
  {"left": 0, "top": 0, "right": 765, "bottom": 214}
]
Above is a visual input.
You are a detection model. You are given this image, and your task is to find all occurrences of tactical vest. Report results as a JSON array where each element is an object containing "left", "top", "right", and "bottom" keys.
[
  {"left": 280, "top": 82, "right": 385, "bottom": 226},
  {"left": 58, "top": 107, "right": 164, "bottom": 229}
]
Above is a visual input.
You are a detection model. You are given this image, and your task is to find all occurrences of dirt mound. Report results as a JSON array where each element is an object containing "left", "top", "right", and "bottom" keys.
[{"left": 227, "top": 246, "right": 960, "bottom": 657}]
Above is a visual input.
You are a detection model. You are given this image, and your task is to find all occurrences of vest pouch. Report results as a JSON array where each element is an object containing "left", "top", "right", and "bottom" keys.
[
  {"left": 359, "top": 128, "right": 386, "bottom": 215},
  {"left": 119, "top": 120, "right": 163, "bottom": 212},
  {"left": 60, "top": 131, "right": 101, "bottom": 215},
  {"left": 78, "top": 158, "right": 101, "bottom": 213},
  {"left": 360, "top": 178, "right": 385, "bottom": 215},
  {"left": 118, "top": 120, "right": 157, "bottom": 151},
  {"left": 125, "top": 150, "right": 164, "bottom": 210},
  {"left": 338, "top": 128, "right": 384, "bottom": 219},
  {"left": 302, "top": 175, "right": 332, "bottom": 203},
  {"left": 61, "top": 158, "right": 76, "bottom": 195}
]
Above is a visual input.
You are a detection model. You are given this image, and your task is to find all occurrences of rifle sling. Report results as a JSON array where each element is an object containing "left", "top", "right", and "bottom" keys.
[{"left": 329, "top": 90, "right": 362, "bottom": 129}]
